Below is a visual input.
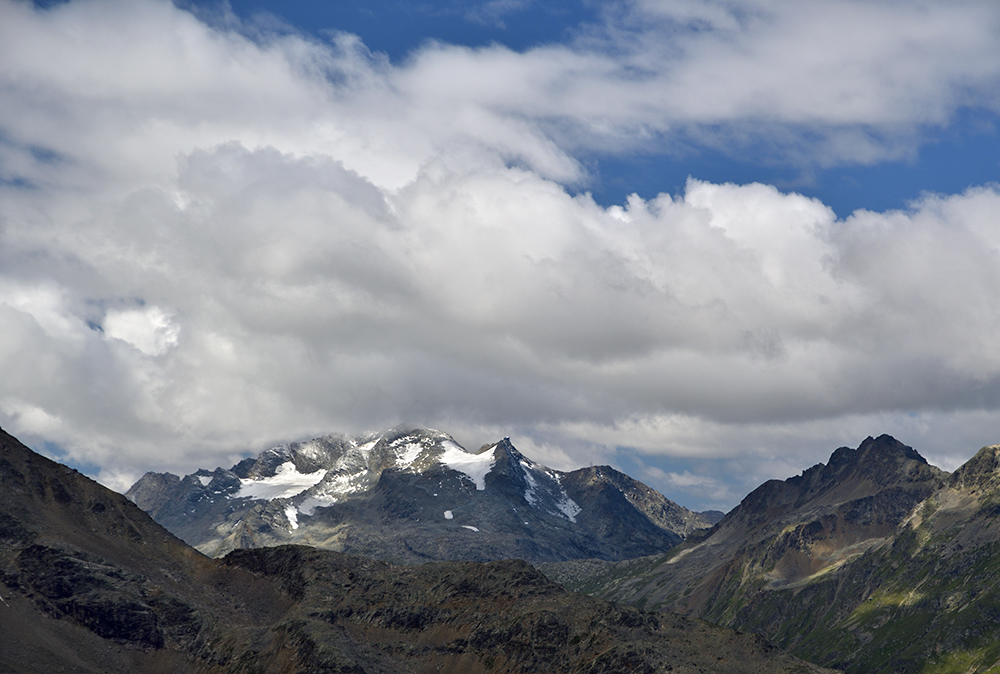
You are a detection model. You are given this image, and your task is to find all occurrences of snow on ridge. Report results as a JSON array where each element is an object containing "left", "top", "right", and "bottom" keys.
[
  {"left": 322, "top": 471, "right": 371, "bottom": 498},
  {"left": 396, "top": 442, "right": 424, "bottom": 468},
  {"left": 197, "top": 475, "right": 212, "bottom": 487},
  {"left": 295, "top": 440, "right": 330, "bottom": 461},
  {"left": 519, "top": 459, "right": 580, "bottom": 522},
  {"left": 440, "top": 441, "right": 495, "bottom": 490},
  {"left": 520, "top": 460, "right": 540, "bottom": 505},
  {"left": 237, "top": 461, "right": 327, "bottom": 500}
]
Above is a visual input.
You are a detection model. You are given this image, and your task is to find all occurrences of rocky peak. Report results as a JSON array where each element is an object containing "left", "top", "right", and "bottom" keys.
[
  {"left": 803, "top": 435, "right": 929, "bottom": 487},
  {"left": 480, "top": 437, "right": 527, "bottom": 484},
  {"left": 737, "top": 435, "right": 938, "bottom": 521},
  {"left": 126, "top": 471, "right": 181, "bottom": 513},
  {"left": 561, "top": 465, "right": 713, "bottom": 539},
  {"left": 709, "top": 435, "right": 945, "bottom": 550},
  {"left": 125, "top": 427, "right": 708, "bottom": 563},
  {"left": 948, "top": 443, "right": 1000, "bottom": 494}
]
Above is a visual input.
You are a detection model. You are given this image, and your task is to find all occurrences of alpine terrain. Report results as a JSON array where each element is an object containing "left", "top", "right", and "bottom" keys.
[
  {"left": 545, "top": 435, "right": 1000, "bottom": 674},
  {"left": 0, "top": 425, "right": 837, "bottom": 673},
  {"left": 127, "top": 426, "right": 716, "bottom": 563}
]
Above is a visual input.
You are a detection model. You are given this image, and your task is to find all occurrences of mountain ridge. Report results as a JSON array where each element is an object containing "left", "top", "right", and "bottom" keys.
[
  {"left": 127, "top": 426, "right": 714, "bottom": 564},
  {"left": 543, "top": 434, "right": 1000, "bottom": 674}
]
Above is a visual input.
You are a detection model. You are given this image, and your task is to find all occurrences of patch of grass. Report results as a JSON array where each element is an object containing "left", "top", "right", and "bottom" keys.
[{"left": 918, "top": 647, "right": 1000, "bottom": 674}]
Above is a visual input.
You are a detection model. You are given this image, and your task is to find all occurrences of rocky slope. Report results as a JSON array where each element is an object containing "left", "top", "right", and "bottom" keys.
[
  {"left": 0, "top": 425, "right": 294, "bottom": 673},
  {"left": 127, "top": 427, "right": 713, "bottom": 563},
  {"left": 545, "top": 435, "right": 1000, "bottom": 674},
  {"left": 0, "top": 426, "right": 836, "bottom": 673}
]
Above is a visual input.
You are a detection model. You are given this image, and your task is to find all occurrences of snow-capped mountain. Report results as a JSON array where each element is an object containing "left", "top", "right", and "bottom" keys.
[{"left": 127, "top": 426, "right": 714, "bottom": 564}]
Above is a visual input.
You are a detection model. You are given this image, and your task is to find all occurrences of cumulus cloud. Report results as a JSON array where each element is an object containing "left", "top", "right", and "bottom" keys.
[
  {"left": 103, "top": 306, "right": 179, "bottom": 356},
  {"left": 1, "top": 0, "right": 999, "bottom": 503}
]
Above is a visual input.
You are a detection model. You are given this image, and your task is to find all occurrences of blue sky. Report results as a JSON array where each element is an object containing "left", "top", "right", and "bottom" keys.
[
  {"left": 3, "top": 0, "right": 1000, "bottom": 510},
  {"left": 216, "top": 0, "right": 1000, "bottom": 218}
]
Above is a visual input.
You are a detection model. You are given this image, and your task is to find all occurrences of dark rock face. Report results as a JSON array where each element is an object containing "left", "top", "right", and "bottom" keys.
[
  {"left": 0, "top": 426, "right": 835, "bottom": 674},
  {"left": 127, "top": 427, "right": 714, "bottom": 564},
  {"left": 15, "top": 544, "right": 172, "bottom": 648}
]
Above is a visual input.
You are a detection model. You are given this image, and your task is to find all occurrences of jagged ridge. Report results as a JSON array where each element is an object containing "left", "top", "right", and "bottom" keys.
[
  {"left": 127, "top": 426, "right": 714, "bottom": 563},
  {"left": 546, "top": 435, "right": 1000, "bottom": 674}
]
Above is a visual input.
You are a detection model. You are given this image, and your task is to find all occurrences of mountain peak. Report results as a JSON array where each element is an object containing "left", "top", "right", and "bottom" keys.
[
  {"left": 825, "top": 434, "right": 927, "bottom": 474},
  {"left": 719, "top": 434, "right": 943, "bottom": 537},
  {"left": 948, "top": 443, "right": 1000, "bottom": 493},
  {"left": 857, "top": 433, "right": 927, "bottom": 462},
  {"left": 126, "top": 427, "right": 710, "bottom": 563}
]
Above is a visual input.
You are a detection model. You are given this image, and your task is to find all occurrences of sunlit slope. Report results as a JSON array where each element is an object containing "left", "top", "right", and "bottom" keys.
[{"left": 548, "top": 436, "right": 1000, "bottom": 674}]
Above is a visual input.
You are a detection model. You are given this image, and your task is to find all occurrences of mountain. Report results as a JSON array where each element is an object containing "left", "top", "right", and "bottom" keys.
[
  {"left": 0, "top": 425, "right": 837, "bottom": 673},
  {"left": 0, "top": 425, "right": 294, "bottom": 673},
  {"left": 545, "top": 435, "right": 1000, "bottom": 674},
  {"left": 127, "top": 426, "right": 713, "bottom": 564}
]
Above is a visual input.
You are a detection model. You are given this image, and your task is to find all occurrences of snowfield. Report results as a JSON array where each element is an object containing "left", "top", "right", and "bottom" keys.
[
  {"left": 440, "top": 441, "right": 495, "bottom": 490},
  {"left": 236, "top": 462, "right": 327, "bottom": 500}
]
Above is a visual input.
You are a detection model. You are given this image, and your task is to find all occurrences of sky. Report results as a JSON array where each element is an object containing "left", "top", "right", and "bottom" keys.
[{"left": 2, "top": 0, "right": 1000, "bottom": 512}]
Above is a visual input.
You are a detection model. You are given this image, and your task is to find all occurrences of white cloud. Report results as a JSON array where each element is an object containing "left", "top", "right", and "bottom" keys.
[
  {"left": 103, "top": 306, "right": 179, "bottom": 356},
  {"left": 1, "top": 0, "right": 999, "bottom": 504}
]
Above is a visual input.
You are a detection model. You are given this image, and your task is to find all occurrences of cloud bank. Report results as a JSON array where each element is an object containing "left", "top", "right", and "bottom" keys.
[{"left": 1, "top": 0, "right": 999, "bottom": 506}]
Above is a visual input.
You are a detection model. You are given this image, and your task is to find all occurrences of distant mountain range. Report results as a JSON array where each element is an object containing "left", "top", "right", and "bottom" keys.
[
  {"left": 127, "top": 426, "right": 719, "bottom": 564},
  {"left": 0, "top": 425, "right": 835, "bottom": 673},
  {"left": 544, "top": 435, "right": 1000, "bottom": 674}
]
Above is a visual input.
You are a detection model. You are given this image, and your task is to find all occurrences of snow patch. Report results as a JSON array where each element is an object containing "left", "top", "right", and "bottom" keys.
[
  {"left": 236, "top": 462, "right": 327, "bottom": 500},
  {"left": 296, "top": 441, "right": 325, "bottom": 460},
  {"left": 462, "top": 525, "right": 480, "bottom": 532},
  {"left": 519, "top": 459, "right": 580, "bottom": 522},
  {"left": 556, "top": 493, "right": 582, "bottom": 522},
  {"left": 520, "top": 460, "right": 539, "bottom": 505},
  {"left": 299, "top": 494, "right": 337, "bottom": 515},
  {"left": 197, "top": 475, "right": 212, "bottom": 487},
  {"left": 396, "top": 442, "right": 423, "bottom": 468},
  {"left": 444, "top": 510, "right": 453, "bottom": 519},
  {"left": 285, "top": 505, "right": 299, "bottom": 530},
  {"left": 324, "top": 471, "right": 369, "bottom": 496},
  {"left": 440, "top": 441, "right": 494, "bottom": 490}
]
